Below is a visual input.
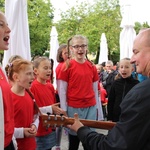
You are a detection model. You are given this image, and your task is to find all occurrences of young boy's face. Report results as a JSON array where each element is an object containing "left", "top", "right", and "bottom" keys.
[{"left": 119, "top": 60, "right": 133, "bottom": 78}]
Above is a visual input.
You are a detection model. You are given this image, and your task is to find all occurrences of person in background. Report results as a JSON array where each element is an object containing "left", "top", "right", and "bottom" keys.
[
  {"left": 56, "top": 44, "right": 69, "bottom": 103},
  {"left": 102, "top": 60, "right": 118, "bottom": 96},
  {"left": 107, "top": 58, "right": 139, "bottom": 122},
  {"left": 30, "top": 56, "right": 66, "bottom": 150},
  {"left": 99, "top": 61, "right": 106, "bottom": 83},
  {"left": 58, "top": 35, "right": 103, "bottom": 150},
  {"left": 6, "top": 59, "right": 39, "bottom": 150},
  {"left": 95, "top": 64, "right": 103, "bottom": 82},
  {"left": 95, "top": 64, "right": 105, "bottom": 119},
  {"left": 99, "top": 82, "right": 108, "bottom": 120},
  {"left": 0, "top": 11, "right": 15, "bottom": 150},
  {"left": 131, "top": 63, "right": 138, "bottom": 80},
  {"left": 67, "top": 28, "right": 150, "bottom": 150},
  {"left": 99, "top": 82, "right": 107, "bottom": 105},
  {"left": 55, "top": 44, "right": 69, "bottom": 150}
]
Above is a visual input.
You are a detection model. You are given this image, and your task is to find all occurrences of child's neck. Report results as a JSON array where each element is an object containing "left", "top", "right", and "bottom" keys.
[
  {"left": 11, "top": 84, "right": 25, "bottom": 96},
  {"left": 36, "top": 78, "right": 47, "bottom": 84},
  {"left": 75, "top": 58, "right": 85, "bottom": 64}
]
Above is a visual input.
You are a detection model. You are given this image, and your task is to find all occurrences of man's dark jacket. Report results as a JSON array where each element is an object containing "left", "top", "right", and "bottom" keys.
[{"left": 77, "top": 78, "right": 150, "bottom": 150}]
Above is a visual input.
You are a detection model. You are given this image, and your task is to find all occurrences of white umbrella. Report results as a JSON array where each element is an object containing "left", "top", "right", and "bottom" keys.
[
  {"left": 2, "top": 0, "right": 31, "bottom": 68},
  {"left": 98, "top": 33, "right": 108, "bottom": 64},
  {"left": 119, "top": 1, "right": 136, "bottom": 59},
  {"left": 49, "top": 26, "right": 59, "bottom": 89}
]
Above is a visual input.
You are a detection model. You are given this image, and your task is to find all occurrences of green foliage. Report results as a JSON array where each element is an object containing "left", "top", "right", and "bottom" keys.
[
  {"left": 55, "top": 0, "right": 122, "bottom": 63},
  {"left": 0, "top": 0, "right": 5, "bottom": 11},
  {"left": 0, "top": 0, "right": 5, "bottom": 60},
  {"left": 134, "top": 21, "right": 150, "bottom": 34},
  {"left": 54, "top": 0, "right": 150, "bottom": 63},
  {"left": 27, "top": 0, "right": 54, "bottom": 58},
  {"left": 0, "top": 0, "right": 150, "bottom": 62}
]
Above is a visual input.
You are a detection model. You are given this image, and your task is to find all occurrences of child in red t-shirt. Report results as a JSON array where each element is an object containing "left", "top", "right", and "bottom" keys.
[
  {"left": 55, "top": 44, "right": 69, "bottom": 150},
  {"left": 31, "top": 56, "right": 66, "bottom": 150},
  {"left": 99, "top": 83, "right": 108, "bottom": 105},
  {"left": 6, "top": 59, "right": 39, "bottom": 150},
  {"left": 99, "top": 83, "right": 108, "bottom": 119},
  {"left": 58, "top": 35, "right": 103, "bottom": 150}
]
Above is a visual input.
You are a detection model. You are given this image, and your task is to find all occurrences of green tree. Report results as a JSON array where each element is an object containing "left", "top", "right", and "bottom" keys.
[
  {"left": 0, "top": 0, "right": 5, "bottom": 61},
  {"left": 27, "top": 0, "right": 54, "bottom": 58},
  {"left": 55, "top": 0, "right": 121, "bottom": 63},
  {"left": 134, "top": 21, "right": 150, "bottom": 34},
  {"left": 0, "top": 0, "right": 4, "bottom": 11}
]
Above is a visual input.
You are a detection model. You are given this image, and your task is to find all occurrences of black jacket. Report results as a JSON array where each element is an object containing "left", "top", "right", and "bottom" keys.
[
  {"left": 105, "top": 70, "right": 118, "bottom": 96},
  {"left": 77, "top": 78, "right": 150, "bottom": 150},
  {"left": 107, "top": 76, "right": 139, "bottom": 121}
]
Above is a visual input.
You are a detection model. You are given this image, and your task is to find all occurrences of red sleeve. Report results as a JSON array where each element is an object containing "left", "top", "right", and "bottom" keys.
[{"left": 93, "top": 65, "right": 99, "bottom": 82}]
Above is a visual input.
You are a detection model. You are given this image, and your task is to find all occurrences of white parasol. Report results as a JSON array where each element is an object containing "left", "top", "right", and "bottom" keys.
[
  {"left": 49, "top": 26, "right": 59, "bottom": 89},
  {"left": 119, "top": 0, "right": 136, "bottom": 59},
  {"left": 98, "top": 33, "right": 108, "bottom": 64},
  {"left": 2, "top": 0, "right": 31, "bottom": 68}
]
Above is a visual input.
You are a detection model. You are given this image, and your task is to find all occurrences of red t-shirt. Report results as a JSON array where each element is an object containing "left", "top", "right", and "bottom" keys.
[
  {"left": 55, "top": 62, "right": 64, "bottom": 80},
  {"left": 59, "top": 59, "right": 98, "bottom": 108},
  {"left": 0, "top": 69, "right": 14, "bottom": 148},
  {"left": 98, "top": 83, "right": 108, "bottom": 104},
  {"left": 12, "top": 91, "right": 36, "bottom": 150},
  {"left": 100, "top": 87, "right": 108, "bottom": 104},
  {"left": 30, "top": 79, "right": 56, "bottom": 136}
]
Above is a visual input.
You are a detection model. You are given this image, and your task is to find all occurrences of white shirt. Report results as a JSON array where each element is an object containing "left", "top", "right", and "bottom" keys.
[{"left": 0, "top": 88, "right": 4, "bottom": 149}]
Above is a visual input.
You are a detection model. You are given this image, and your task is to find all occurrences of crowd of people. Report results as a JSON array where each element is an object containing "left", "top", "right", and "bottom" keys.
[{"left": 1, "top": 10, "right": 150, "bottom": 150}]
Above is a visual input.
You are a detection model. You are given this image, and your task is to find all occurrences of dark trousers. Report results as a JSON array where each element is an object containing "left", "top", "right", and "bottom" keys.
[
  {"left": 4, "top": 141, "right": 15, "bottom": 150},
  {"left": 68, "top": 134, "right": 88, "bottom": 150}
]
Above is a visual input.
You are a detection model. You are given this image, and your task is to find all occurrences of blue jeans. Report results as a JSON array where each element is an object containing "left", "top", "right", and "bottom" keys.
[
  {"left": 36, "top": 131, "right": 56, "bottom": 150},
  {"left": 67, "top": 105, "right": 97, "bottom": 135}
]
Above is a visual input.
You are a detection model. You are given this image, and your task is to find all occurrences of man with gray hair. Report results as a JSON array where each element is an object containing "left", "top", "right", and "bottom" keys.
[
  {"left": 102, "top": 60, "right": 118, "bottom": 96},
  {"left": 68, "top": 28, "right": 150, "bottom": 150}
]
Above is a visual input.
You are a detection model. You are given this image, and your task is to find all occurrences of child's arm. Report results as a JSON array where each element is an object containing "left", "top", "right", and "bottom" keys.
[
  {"left": 57, "top": 80, "right": 68, "bottom": 112},
  {"left": 39, "top": 105, "right": 53, "bottom": 114},
  {"left": 14, "top": 127, "right": 37, "bottom": 138},
  {"left": 39, "top": 103, "right": 66, "bottom": 115},
  {"left": 14, "top": 128, "right": 24, "bottom": 138},
  {"left": 31, "top": 114, "right": 39, "bottom": 130},
  {"left": 93, "top": 81, "right": 104, "bottom": 120}
]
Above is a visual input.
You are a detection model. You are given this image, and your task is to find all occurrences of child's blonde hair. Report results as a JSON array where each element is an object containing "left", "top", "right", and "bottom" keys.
[{"left": 32, "top": 56, "right": 50, "bottom": 69}]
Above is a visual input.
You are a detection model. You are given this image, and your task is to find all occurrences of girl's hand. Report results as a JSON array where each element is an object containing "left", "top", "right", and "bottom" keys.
[
  {"left": 24, "top": 126, "right": 37, "bottom": 137},
  {"left": 29, "top": 124, "right": 37, "bottom": 134},
  {"left": 52, "top": 103, "right": 67, "bottom": 116}
]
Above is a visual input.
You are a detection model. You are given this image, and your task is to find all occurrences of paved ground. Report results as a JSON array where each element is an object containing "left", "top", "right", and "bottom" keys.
[{"left": 52, "top": 128, "right": 108, "bottom": 150}]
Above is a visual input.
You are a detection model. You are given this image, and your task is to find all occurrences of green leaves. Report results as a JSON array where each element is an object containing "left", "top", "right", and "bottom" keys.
[
  {"left": 55, "top": 0, "right": 121, "bottom": 63},
  {"left": 27, "top": 0, "right": 53, "bottom": 57}
]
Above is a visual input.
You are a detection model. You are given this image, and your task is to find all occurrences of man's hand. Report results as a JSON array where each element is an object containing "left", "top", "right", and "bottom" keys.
[{"left": 67, "top": 113, "right": 84, "bottom": 132}]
